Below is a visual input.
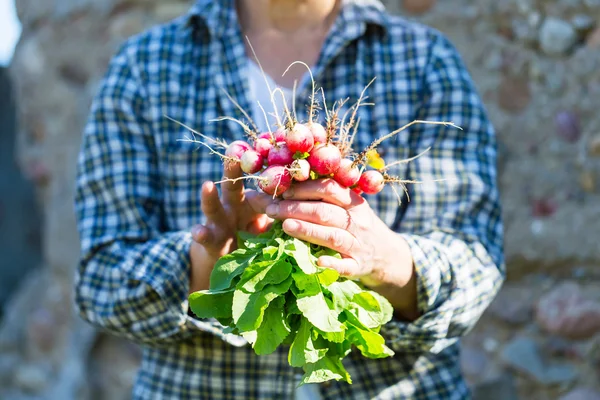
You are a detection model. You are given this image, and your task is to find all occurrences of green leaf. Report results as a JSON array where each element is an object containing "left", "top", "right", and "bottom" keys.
[
  {"left": 238, "top": 259, "right": 293, "bottom": 293},
  {"left": 326, "top": 338, "right": 352, "bottom": 358},
  {"left": 188, "top": 289, "right": 234, "bottom": 319},
  {"left": 289, "top": 318, "right": 328, "bottom": 367},
  {"left": 316, "top": 329, "right": 346, "bottom": 343},
  {"left": 285, "top": 291, "right": 302, "bottom": 315},
  {"left": 293, "top": 151, "right": 310, "bottom": 160},
  {"left": 241, "top": 330, "right": 257, "bottom": 344},
  {"left": 309, "top": 170, "right": 319, "bottom": 180},
  {"left": 292, "top": 272, "right": 321, "bottom": 296},
  {"left": 300, "top": 356, "right": 352, "bottom": 385},
  {"left": 254, "top": 297, "right": 291, "bottom": 355},
  {"left": 317, "top": 268, "right": 339, "bottom": 286},
  {"left": 313, "top": 247, "right": 342, "bottom": 259},
  {"left": 232, "top": 277, "right": 292, "bottom": 332},
  {"left": 351, "top": 291, "right": 393, "bottom": 329},
  {"left": 262, "top": 246, "right": 279, "bottom": 260},
  {"left": 285, "top": 238, "right": 317, "bottom": 274},
  {"left": 345, "top": 316, "right": 394, "bottom": 359},
  {"left": 296, "top": 292, "right": 344, "bottom": 333},
  {"left": 237, "top": 231, "right": 272, "bottom": 250},
  {"left": 326, "top": 280, "right": 363, "bottom": 312},
  {"left": 210, "top": 249, "right": 258, "bottom": 291}
]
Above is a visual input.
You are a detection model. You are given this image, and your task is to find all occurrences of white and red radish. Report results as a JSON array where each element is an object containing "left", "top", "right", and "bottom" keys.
[
  {"left": 285, "top": 123, "right": 314, "bottom": 154},
  {"left": 307, "top": 143, "right": 342, "bottom": 176},
  {"left": 268, "top": 142, "right": 294, "bottom": 166},
  {"left": 273, "top": 128, "right": 287, "bottom": 143},
  {"left": 289, "top": 159, "right": 311, "bottom": 182},
  {"left": 225, "top": 140, "right": 252, "bottom": 159},
  {"left": 259, "top": 165, "right": 292, "bottom": 196},
  {"left": 240, "top": 150, "right": 264, "bottom": 174},
  {"left": 254, "top": 137, "right": 272, "bottom": 158},
  {"left": 333, "top": 158, "right": 360, "bottom": 188},
  {"left": 307, "top": 122, "right": 327, "bottom": 145},
  {"left": 358, "top": 170, "right": 385, "bottom": 195}
]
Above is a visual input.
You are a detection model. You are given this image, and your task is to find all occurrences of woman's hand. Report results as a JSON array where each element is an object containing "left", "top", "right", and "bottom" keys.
[
  {"left": 264, "top": 179, "right": 419, "bottom": 320},
  {"left": 188, "top": 162, "right": 271, "bottom": 293}
]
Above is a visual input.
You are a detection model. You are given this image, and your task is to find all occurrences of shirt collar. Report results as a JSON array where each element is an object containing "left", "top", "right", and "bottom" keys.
[{"left": 184, "top": 0, "right": 389, "bottom": 38}]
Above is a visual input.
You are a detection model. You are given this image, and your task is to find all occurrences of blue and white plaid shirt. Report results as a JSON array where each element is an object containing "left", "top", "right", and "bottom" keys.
[{"left": 74, "top": 0, "right": 505, "bottom": 398}]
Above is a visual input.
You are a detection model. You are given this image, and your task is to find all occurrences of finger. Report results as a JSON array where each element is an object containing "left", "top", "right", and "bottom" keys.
[
  {"left": 282, "top": 179, "right": 362, "bottom": 208},
  {"left": 246, "top": 214, "right": 273, "bottom": 235},
  {"left": 282, "top": 219, "right": 360, "bottom": 256},
  {"left": 221, "top": 161, "right": 244, "bottom": 208},
  {"left": 201, "top": 181, "right": 227, "bottom": 221},
  {"left": 191, "top": 224, "right": 214, "bottom": 246},
  {"left": 317, "top": 256, "right": 361, "bottom": 278},
  {"left": 266, "top": 200, "right": 353, "bottom": 232},
  {"left": 245, "top": 189, "right": 274, "bottom": 215}
]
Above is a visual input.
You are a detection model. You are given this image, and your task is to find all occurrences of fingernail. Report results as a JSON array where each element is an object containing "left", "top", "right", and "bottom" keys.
[
  {"left": 266, "top": 203, "right": 279, "bottom": 217},
  {"left": 191, "top": 225, "right": 204, "bottom": 242},
  {"left": 284, "top": 220, "right": 299, "bottom": 231},
  {"left": 282, "top": 187, "right": 294, "bottom": 199}
]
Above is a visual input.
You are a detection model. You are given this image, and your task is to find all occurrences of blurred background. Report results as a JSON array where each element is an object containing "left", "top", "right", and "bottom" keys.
[{"left": 1, "top": 0, "right": 600, "bottom": 399}]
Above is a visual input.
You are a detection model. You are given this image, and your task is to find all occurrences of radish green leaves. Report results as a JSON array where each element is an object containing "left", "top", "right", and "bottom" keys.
[{"left": 188, "top": 222, "right": 394, "bottom": 385}]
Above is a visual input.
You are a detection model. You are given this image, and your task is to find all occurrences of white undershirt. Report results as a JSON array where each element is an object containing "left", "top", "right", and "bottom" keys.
[{"left": 246, "top": 58, "right": 323, "bottom": 400}]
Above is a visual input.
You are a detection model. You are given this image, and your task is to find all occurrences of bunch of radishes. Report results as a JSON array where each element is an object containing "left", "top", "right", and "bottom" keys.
[
  {"left": 172, "top": 58, "right": 459, "bottom": 203},
  {"left": 224, "top": 118, "right": 386, "bottom": 197}
]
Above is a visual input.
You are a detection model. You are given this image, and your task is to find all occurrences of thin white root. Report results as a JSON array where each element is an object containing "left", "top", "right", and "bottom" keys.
[
  {"left": 177, "top": 136, "right": 239, "bottom": 163},
  {"left": 257, "top": 101, "right": 274, "bottom": 140},
  {"left": 273, "top": 174, "right": 282, "bottom": 199},
  {"left": 214, "top": 175, "right": 267, "bottom": 185},
  {"left": 165, "top": 115, "right": 228, "bottom": 148},
  {"left": 390, "top": 184, "right": 404, "bottom": 206},
  {"left": 220, "top": 88, "right": 259, "bottom": 137},
  {"left": 320, "top": 88, "right": 329, "bottom": 119},
  {"left": 383, "top": 147, "right": 432, "bottom": 170},
  {"left": 210, "top": 116, "right": 256, "bottom": 141},
  {"left": 354, "top": 120, "right": 461, "bottom": 167},
  {"left": 272, "top": 87, "right": 294, "bottom": 126},
  {"left": 292, "top": 80, "right": 298, "bottom": 122},
  {"left": 341, "top": 77, "right": 376, "bottom": 145},
  {"left": 246, "top": 36, "right": 282, "bottom": 127},
  {"left": 347, "top": 116, "right": 361, "bottom": 155},
  {"left": 283, "top": 60, "right": 317, "bottom": 123}
]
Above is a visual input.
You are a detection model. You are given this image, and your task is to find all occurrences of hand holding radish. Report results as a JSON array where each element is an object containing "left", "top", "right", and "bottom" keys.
[
  {"left": 188, "top": 162, "right": 272, "bottom": 292},
  {"left": 263, "top": 179, "right": 415, "bottom": 291},
  {"left": 178, "top": 60, "right": 461, "bottom": 383}
]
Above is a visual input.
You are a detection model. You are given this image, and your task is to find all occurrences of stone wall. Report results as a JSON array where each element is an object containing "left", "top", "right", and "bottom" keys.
[{"left": 2, "top": 0, "right": 599, "bottom": 399}]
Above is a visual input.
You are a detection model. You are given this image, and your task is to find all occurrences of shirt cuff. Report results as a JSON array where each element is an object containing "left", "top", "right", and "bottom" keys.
[{"left": 379, "top": 233, "right": 457, "bottom": 354}]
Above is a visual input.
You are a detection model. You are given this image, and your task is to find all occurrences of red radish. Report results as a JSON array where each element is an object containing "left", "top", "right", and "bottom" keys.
[
  {"left": 273, "top": 128, "right": 287, "bottom": 142},
  {"left": 358, "top": 170, "right": 385, "bottom": 195},
  {"left": 351, "top": 186, "right": 363, "bottom": 195},
  {"left": 290, "top": 159, "right": 311, "bottom": 182},
  {"left": 307, "top": 122, "right": 327, "bottom": 145},
  {"left": 285, "top": 123, "right": 314, "bottom": 154},
  {"left": 225, "top": 140, "right": 251, "bottom": 159},
  {"left": 258, "top": 130, "right": 286, "bottom": 143},
  {"left": 333, "top": 158, "right": 360, "bottom": 188},
  {"left": 307, "top": 144, "right": 342, "bottom": 176},
  {"left": 268, "top": 143, "right": 294, "bottom": 166},
  {"left": 259, "top": 165, "right": 292, "bottom": 196},
  {"left": 240, "top": 150, "right": 264, "bottom": 174},
  {"left": 254, "top": 138, "right": 272, "bottom": 158}
]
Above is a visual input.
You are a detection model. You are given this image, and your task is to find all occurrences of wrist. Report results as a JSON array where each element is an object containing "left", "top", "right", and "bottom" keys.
[{"left": 362, "top": 229, "right": 420, "bottom": 321}]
